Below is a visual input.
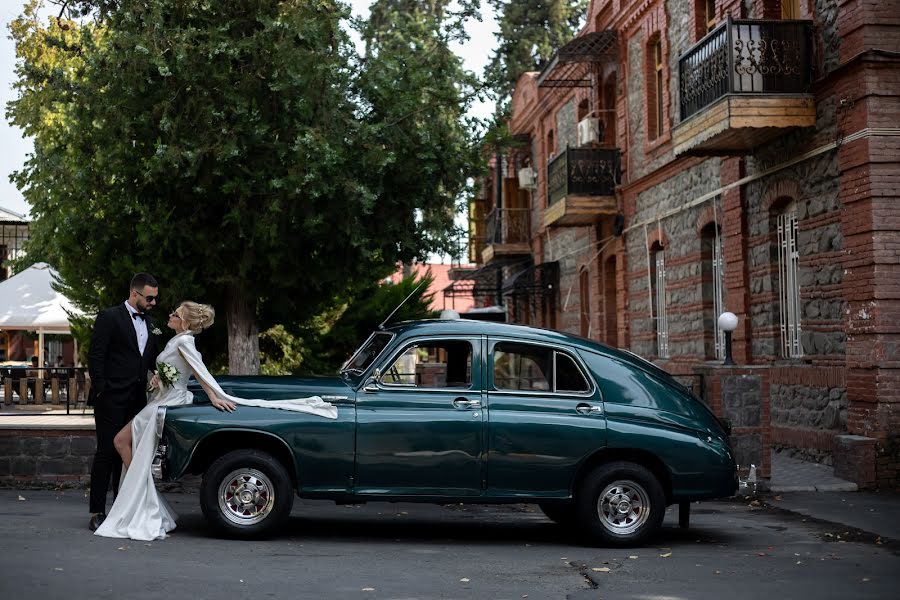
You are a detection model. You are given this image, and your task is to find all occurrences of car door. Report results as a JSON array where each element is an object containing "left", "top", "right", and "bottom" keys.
[
  {"left": 354, "top": 336, "right": 485, "bottom": 496},
  {"left": 485, "top": 338, "right": 606, "bottom": 498}
]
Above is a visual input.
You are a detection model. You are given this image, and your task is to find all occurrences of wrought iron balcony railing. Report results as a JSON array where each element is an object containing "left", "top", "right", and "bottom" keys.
[
  {"left": 547, "top": 147, "right": 620, "bottom": 207},
  {"left": 678, "top": 17, "right": 813, "bottom": 121}
]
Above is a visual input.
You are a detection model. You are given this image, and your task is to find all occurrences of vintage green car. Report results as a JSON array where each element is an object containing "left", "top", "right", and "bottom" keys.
[{"left": 152, "top": 318, "right": 737, "bottom": 545}]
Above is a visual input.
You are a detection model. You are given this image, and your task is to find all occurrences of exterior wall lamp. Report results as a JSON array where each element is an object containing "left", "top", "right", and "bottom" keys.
[{"left": 718, "top": 312, "right": 738, "bottom": 366}]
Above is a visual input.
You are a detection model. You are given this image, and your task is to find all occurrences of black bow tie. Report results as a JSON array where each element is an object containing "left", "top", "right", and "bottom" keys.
[{"left": 132, "top": 312, "right": 147, "bottom": 321}]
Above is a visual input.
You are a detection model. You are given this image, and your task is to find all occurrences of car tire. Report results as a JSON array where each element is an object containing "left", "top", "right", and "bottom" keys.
[
  {"left": 575, "top": 461, "right": 666, "bottom": 547},
  {"left": 538, "top": 502, "right": 576, "bottom": 527},
  {"left": 200, "top": 449, "right": 294, "bottom": 539}
]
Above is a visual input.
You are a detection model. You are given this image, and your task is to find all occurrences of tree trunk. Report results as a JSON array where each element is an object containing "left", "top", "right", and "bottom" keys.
[{"left": 225, "top": 287, "right": 260, "bottom": 375}]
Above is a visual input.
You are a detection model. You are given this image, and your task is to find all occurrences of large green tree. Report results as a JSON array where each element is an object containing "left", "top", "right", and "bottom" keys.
[
  {"left": 485, "top": 0, "right": 587, "bottom": 105},
  {"left": 8, "top": 0, "right": 479, "bottom": 373}
]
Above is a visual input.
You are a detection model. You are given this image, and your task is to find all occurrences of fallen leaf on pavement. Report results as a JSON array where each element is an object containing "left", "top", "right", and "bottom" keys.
[
  {"left": 660, "top": 553, "right": 672, "bottom": 558},
  {"left": 17, "top": 495, "right": 25, "bottom": 501},
  {"left": 361, "top": 588, "right": 375, "bottom": 592},
  {"left": 460, "top": 578, "right": 470, "bottom": 583},
  {"left": 53, "top": 568, "right": 63, "bottom": 571},
  {"left": 591, "top": 568, "right": 611, "bottom": 572},
  {"left": 628, "top": 556, "right": 638, "bottom": 560},
  {"left": 862, "top": 578, "right": 870, "bottom": 583}
]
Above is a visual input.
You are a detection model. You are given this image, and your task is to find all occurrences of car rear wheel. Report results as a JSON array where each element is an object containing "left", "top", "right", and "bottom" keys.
[
  {"left": 575, "top": 461, "right": 665, "bottom": 547},
  {"left": 200, "top": 449, "right": 293, "bottom": 539}
]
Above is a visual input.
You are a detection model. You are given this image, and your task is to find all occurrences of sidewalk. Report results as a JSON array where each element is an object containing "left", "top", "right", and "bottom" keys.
[{"left": 766, "top": 489, "right": 900, "bottom": 542}]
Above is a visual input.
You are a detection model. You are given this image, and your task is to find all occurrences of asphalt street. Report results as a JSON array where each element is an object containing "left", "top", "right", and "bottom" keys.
[{"left": 2, "top": 489, "right": 898, "bottom": 599}]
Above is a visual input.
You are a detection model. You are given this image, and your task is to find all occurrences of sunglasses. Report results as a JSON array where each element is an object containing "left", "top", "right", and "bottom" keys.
[
  {"left": 135, "top": 290, "right": 159, "bottom": 303},
  {"left": 169, "top": 311, "right": 182, "bottom": 320}
]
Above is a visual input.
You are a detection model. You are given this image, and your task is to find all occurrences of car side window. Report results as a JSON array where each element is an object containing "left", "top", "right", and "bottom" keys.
[
  {"left": 493, "top": 342, "right": 591, "bottom": 394},
  {"left": 381, "top": 340, "right": 473, "bottom": 389},
  {"left": 556, "top": 352, "right": 590, "bottom": 393}
]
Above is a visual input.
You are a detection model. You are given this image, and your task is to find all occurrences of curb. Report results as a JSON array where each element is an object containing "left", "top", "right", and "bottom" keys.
[{"left": 771, "top": 483, "right": 858, "bottom": 493}]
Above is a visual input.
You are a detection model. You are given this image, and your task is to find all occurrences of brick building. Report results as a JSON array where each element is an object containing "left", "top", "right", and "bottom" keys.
[{"left": 463, "top": 0, "right": 899, "bottom": 488}]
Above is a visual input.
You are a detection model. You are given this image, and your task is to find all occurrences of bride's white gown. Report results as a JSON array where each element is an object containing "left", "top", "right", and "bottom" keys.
[{"left": 94, "top": 330, "right": 337, "bottom": 541}]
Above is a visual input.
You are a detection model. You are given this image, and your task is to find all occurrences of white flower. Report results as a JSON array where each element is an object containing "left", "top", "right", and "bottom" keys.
[
  {"left": 151, "top": 326, "right": 163, "bottom": 335},
  {"left": 156, "top": 361, "right": 180, "bottom": 389}
]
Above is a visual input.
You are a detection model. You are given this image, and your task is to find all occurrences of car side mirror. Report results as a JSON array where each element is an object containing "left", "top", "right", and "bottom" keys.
[{"left": 364, "top": 369, "right": 381, "bottom": 392}]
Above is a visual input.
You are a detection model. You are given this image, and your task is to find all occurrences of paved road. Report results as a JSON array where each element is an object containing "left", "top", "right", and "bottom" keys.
[{"left": 2, "top": 489, "right": 897, "bottom": 599}]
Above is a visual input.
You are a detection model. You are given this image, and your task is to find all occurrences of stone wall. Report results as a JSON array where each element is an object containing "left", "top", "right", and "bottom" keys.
[
  {"left": 556, "top": 99, "right": 577, "bottom": 151},
  {"left": 744, "top": 95, "right": 845, "bottom": 363},
  {"left": 625, "top": 159, "right": 722, "bottom": 359},
  {"left": 0, "top": 429, "right": 94, "bottom": 487},
  {"left": 546, "top": 227, "right": 592, "bottom": 335}
]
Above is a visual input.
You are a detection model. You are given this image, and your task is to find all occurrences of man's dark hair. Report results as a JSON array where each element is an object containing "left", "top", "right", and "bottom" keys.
[{"left": 130, "top": 273, "right": 158, "bottom": 291}]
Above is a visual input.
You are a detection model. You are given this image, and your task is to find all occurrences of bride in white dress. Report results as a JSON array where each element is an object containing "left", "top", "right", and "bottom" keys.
[{"left": 94, "top": 301, "right": 337, "bottom": 541}]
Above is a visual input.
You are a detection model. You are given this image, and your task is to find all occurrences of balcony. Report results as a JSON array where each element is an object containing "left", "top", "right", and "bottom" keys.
[
  {"left": 673, "top": 17, "right": 815, "bottom": 156},
  {"left": 483, "top": 207, "right": 531, "bottom": 264},
  {"left": 544, "top": 147, "right": 620, "bottom": 228}
]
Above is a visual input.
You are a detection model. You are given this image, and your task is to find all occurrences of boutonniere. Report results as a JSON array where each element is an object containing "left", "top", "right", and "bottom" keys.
[{"left": 150, "top": 326, "right": 163, "bottom": 335}]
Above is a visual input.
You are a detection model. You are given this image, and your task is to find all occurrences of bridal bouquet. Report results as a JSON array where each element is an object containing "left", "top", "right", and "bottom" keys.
[{"left": 149, "top": 361, "right": 180, "bottom": 393}]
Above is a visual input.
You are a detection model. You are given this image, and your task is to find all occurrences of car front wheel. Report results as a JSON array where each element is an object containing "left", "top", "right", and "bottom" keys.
[
  {"left": 200, "top": 449, "right": 294, "bottom": 539},
  {"left": 575, "top": 461, "right": 665, "bottom": 547}
]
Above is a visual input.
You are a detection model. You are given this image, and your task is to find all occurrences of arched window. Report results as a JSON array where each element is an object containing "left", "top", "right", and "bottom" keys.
[
  {"left": 701, "top": 222, "right": 725, "bottom": 359},
  {"left": 650, "top": 243, "right": 668, "bottom": 358},
  {"left": 579, "top": 268, "right": 591, "bottom": 337},
  {"left": 646, "top": 36, "right": 665, "bottom": 141},
  {"left": 776, "top": 201, "right": 802, "bottom": 357},
  {"left": 603, "top": 256, "right": 617, "bottom": 345},
  {"left": 603, "top": 73, "right": 617, "bottom": 146}
]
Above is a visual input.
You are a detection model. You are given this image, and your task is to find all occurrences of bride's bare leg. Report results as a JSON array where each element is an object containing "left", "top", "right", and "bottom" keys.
[{"left": 113, "top": 421, "right": 134, "bottom": 469}]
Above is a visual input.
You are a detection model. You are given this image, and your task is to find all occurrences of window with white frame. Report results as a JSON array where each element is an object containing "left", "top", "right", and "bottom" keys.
[
  {"left": 651, "top": 244, "right": 669, "bottom": 358},
  {"left": 701, "top": 223, "right": 725, "bottom": 359},
  {"left": 777, "top": 203, "right": 802, "bottom": 357}
]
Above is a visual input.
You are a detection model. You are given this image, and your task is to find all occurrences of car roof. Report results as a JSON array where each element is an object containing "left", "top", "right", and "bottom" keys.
[{"left": 382, "top": 318, "right": 651, "bottom": 368}]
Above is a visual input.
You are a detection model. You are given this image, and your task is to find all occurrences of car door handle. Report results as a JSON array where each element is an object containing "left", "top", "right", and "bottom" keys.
[
  {"left": 453, "top": 397, "right": 481, "bottom": 409},
  {"left": 575, "top": 403, "right": 603, "bottom": 416}
]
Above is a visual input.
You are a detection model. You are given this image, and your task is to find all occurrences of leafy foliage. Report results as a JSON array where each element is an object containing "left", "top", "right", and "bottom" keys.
[
  {"left": 259, "top": 273, "right": 436, "bottom": 375},
  {"left": 484, "top": 0, "right": 588, "bottom": 102},
  {"left": 7, "top": 0, "right": 481, "bottom": 372}
]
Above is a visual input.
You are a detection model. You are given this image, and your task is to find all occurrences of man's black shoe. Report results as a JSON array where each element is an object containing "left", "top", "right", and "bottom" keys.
[{"left": 89, "top": 513, "right": 106, "bottom": 532}]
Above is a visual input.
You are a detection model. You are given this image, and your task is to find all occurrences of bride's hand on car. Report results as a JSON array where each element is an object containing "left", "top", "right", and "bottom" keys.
[{"left": 210, "top": 395, "right": 236, "bottom": 412}]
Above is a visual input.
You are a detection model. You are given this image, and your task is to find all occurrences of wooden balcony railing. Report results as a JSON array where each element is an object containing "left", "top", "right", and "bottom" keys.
[
  {"left": 679, "top": 17, "right": 813, "bottom": 121},
  {"left": 486, "top": 207, "right": 530, "bottom": 246}
]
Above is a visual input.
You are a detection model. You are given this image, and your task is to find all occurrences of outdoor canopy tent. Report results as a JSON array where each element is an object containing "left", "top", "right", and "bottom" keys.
[{"left": 0, "top": 262, "right": 86, "bottom": 367}]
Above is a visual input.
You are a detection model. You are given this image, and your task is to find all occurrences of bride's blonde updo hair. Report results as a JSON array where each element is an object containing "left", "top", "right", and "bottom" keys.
[{"left": 178, "top": 301, "right": 216, "bottom": 334}]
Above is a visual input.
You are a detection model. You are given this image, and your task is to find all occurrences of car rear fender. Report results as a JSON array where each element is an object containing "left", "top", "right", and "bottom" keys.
[{"left": 572, "top": 447, "right": 674, "bottom": 504}]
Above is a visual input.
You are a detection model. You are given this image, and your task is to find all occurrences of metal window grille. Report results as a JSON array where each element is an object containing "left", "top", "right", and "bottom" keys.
[
  {"left": 655, "top": 250, "right": 669, "bottom": 358},
  {"left": 712, "top": 233, "right": 725, "bottom": 359},
  {"left": 777, "top": 206, "right": 802, "bottom": 357}
]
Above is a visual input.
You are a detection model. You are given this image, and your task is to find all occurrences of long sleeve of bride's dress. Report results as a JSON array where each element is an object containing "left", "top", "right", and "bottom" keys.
[{"left": 176, "top": 338, "right": 338, "bottom": 419}]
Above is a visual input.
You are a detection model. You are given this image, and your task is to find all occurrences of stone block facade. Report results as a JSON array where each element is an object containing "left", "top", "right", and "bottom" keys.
[
  {"left": 0, "top": 429, "right": 94, "bottom": 486},
  {"left": 492, "top": 0, "right": 900, "bottom": 488}
]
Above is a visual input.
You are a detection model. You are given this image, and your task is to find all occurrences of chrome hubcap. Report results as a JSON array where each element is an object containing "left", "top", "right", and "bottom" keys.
[
  {"left": 596, "top": 480, "right": 650, "bottom": 536},
  {"left": 218, "top": 468, "right": 275, "bottom": 526}
]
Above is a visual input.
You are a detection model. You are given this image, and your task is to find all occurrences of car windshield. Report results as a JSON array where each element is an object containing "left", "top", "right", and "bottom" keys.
[{"left": 341, "top": 331, "right": 393, "bottom": 376}]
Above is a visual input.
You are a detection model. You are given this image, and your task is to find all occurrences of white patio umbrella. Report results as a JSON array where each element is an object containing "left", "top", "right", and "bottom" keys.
[{"left": 0, "top": 262, "right": 86, "bottom": 367}]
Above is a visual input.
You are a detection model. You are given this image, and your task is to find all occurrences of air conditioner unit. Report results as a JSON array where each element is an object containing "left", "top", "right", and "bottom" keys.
[
  {"left": 517, "top": 167, "right": 537, "bottom": 190},
  {"left": 577, "top": 117, "right": 600, "bottom": 146}
]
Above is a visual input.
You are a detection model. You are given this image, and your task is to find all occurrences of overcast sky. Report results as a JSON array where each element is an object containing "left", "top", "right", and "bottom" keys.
[{"left": 0, "top": 0, "right": 497, "bottom": 217}]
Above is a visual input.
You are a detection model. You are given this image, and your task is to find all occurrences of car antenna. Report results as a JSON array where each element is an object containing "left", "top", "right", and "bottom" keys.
[{"left": 379, "top": 279, "right": 427, "bottom": 330}]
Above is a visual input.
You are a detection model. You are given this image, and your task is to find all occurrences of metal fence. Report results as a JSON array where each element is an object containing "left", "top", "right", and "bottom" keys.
[
  {"left": 1, "top": 367, "right": 91, "bottom": 415},
  {"left": 547, "top": 147, "right": 620, "bottom": 206}
]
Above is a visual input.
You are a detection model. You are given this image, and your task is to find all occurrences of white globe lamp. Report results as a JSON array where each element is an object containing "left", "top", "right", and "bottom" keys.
[{"left": 717, "top": 312, "right": 738, "bottom": 365}]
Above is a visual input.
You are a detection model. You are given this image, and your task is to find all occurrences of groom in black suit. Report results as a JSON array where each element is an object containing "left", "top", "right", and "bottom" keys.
[{"left": 87, "top": 273, "right": 160, "bottom": 531}]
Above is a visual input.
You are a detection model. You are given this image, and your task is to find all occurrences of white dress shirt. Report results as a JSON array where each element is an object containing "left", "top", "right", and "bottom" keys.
[{"left": 124, "top": 301, "right": 149, "bottom": 355}]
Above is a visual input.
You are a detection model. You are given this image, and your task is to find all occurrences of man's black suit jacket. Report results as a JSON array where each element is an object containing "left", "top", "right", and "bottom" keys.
[{"left": 87, "top": 304, "right": 159, "bottom": 403}]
